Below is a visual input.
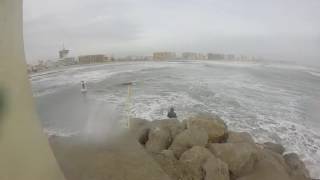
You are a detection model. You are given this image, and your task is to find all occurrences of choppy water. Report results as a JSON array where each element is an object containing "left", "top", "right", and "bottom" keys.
[{"left": 31, "top": 61, "right": 320, "bottom": 178}]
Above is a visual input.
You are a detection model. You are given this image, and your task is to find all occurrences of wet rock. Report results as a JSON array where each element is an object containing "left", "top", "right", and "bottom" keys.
[
  {"left": 188, "top": 113, "right": 228, "bottom": 143},
  {"left": 131, "top": 116, "right": 311, "bottom": 180},
  {"left": 284, "top": 153, "right": 310, "bottom": 180},
  {"left": 260, "top": 149, "right": 289, "bottom": 169},
  {"left": 130, "top": 118, "right": 150, "bottom": 130},
  {"left": 169, "top": 127, "right": 208, "bottom": 158},
  {"left": 181, "top": 119, "right": 189, "bottom": 129},
  {"left": 151, "top": 119, "right": 185, "bottom": 139},
  {"left": 179, "top": 146, "right": 214, "bottom": 180},
  {"left": 161, "top": 149, "right": 176, "bottom": 159},
  {"left": 227, "top": 131, "right": 254, "bottom": 144},
  {"left": 151, "top": 150, "right": 193, "bottom": 180},
  {"left": 208, "top": 143, "right": 258, "bottom": 177},
  {"left": 237, "top": 149, "right": 291, "bottom": 180},
  {"left": 145, "top": 119, "right": 185, "bottom": 153},
  {"left": 203, "top": 156, "right": 230, "bottom": 180},
  {"left": 146, "top": 127, "right": 171, "bottom": 153},
  {"left": 263, "top": 142, "right": 285, "bottom": 155},
  {"left": 130, "top": 118, "right": 151, "bottom": 145},
  {"left": 137, "top": 128, "right": 150, "bottom": 145}
]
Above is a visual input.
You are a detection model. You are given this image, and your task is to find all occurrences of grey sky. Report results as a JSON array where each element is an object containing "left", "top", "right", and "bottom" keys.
[{"left": 24, "top": 0, "right": 320, "bottom": 64}]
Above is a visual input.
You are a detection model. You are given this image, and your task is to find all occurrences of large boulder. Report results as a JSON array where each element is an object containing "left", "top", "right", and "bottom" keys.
[
  {"left": 263, "top": 142, "right": 285, "bottom": 155},
  {"left": 237, "top": 149, "right": 291, "bottom": 180},
  {"left": 179, "top": 146, "right": 215, "bottom": 180},
  {"left": 130, "top": 118, "right": 151, "bottom": 145},
  {"left": 284, "top": 153, "right": 310, "bottom": 180},
  {"left": 130, "top": 118, "right": 150, "bottom": 130},
  {"left": 208, "top": 143, "right": 258, "bottom": 178},
  {"left": 203, "top": 156, "right": 230, "bottom": 180},
  {"left": 188, "top": 113, "right": 228, "bottom": 143},
  {"left": 260, "top": 149, "right": 289, "bottom": 169},
  {"left": 145, "top": 127, "right": 171, "bottom": 153},
  {"left": 151, "top": 150, "right": 193, "bottom": 180},
  {"left": 151, "top": 119, "right": 185, "bottom": 139},
  {"left": 161, "top": 149, "right": 176, "bottom": 159},
  {"left": 169, "top": 127, "right": 208, "bottom": 158},
  {"left": 181, "top": 119, "right": 189, "bottom": 129},
  {"left": 227, "top": 131, "right": 254, "bottom": 144}
]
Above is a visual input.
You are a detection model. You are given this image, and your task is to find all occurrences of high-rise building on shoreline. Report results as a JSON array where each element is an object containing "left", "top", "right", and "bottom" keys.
[
  {"left": 59, "top": 48, "right": 69, "bottom": 59},
  {"left": 59, "top": 57, "right": 76, "bottom": 66},
  {"left": 182, "top": 52, "right": 207, "bottom": 60},
  {"left": 207, "top": 53, "right": 225, "bottom": 60},
  {"left": 225, "top": 54, "right": 235, "bottom": 60},
  {"left": 78, "top": 54, "right": 105, "bottom": 64},
  {"left": 153, "top": 52, "right": 176, "bottom": 60},
  {"left": 57, "top": 46, "right": 76, "bottom": 66}
]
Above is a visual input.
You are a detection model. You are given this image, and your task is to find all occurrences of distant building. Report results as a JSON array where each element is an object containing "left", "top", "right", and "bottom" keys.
[
  {"left": 104, "top": 55, "right": 114, "bottom": 61},
  {"left": 31, "top": 60, "right": 48, "bottom": 72},
  {"left": 57, "top": 46, "right": 76, "bottom": 66},
  {"left": 239, "top": 55, "right": 248, "bottom": 61},
  {"left": 153, "top": 52, "right": 176, "bottom": 60},
  {"left": 225, "top": 54, "right": 235, "bottom": 60},
  {"left": 207, "top": 53, "right": 224, "bottom": 60},
  {"left": 125, "top": 56, "right": 142, "bottom": 61},
  {"left": 59, "top": 48, "right": 69, "bottom": 59},
  {"left": 58, "top": 57, "right": 76, "bottom": 66},
  {"left": 199, "top": 53, "right": 207, "bottom": 60},
  {"left": 194, "top": 53, "right": 207, "bottom": 60},
  {"left": 79, "top": 54, "right": 105, "bottom": 64},
  {"left": 143, "top": 56, "right": 153, "bottom": 61},
  {"left": 122, "top": 55, "right": 152, "bottom": 61},
  {"left": 46, "top": 59, "right": 60, "bottom": 68},
  {"left": 182, "top": 52, "right": 198, "bottom": 60}
]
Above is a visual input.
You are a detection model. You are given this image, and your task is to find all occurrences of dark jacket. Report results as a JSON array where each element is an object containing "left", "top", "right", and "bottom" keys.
[{"left": 167, "top": 110, "right": 177, "bottom": 118}]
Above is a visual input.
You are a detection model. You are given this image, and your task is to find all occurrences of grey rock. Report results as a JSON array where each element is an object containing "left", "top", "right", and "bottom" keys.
[
  {"left": 203, "top": 156, "right": 230, "bottom": 180},
  {"left": 208, "top": 143, "right": 258, "bottom": 178},
  {"left": 284, "top": 153, "right": 311, "bottom": 180},
  {"left": 129, "top": 118, "right": 151, "bottom": 145},
  {"left": 237, "top": 149, "right": 291, "bottom": 180},
  {"left": 263, "top": 142, "right": 285, "bottom": 155},
  {"left": 188, "top": 113, "right": 228, "bottom": 143},
  {"left": 227, "top": 131, "right": 254, "bottom": 144},
  {"left": 151, "top": 119, "right": 185, "bottom": 139},
  {"left": 179, "top": 146, "right": 214, "bottom": 180},
  {"left": 169, "top": 127, "right": 208, "bottom": 158},
  {"left": 151, "top": 150, "right": 193, "bottom": 180},
  {"left": 146, "top": 127, "right": 171, "bottom": 153}
]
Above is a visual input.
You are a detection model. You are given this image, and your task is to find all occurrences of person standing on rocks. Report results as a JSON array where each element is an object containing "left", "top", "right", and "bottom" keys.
[{"left": 167, "top": 107, "right": 177, "bottom": 118}]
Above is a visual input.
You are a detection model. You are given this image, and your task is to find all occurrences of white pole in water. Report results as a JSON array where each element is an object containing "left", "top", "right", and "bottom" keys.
[
  {"left": 127, "top": 84, "right": 132, "bottom": 128},
  {"left": 124, "top": 83, "right": 132, "bottom": 128}
]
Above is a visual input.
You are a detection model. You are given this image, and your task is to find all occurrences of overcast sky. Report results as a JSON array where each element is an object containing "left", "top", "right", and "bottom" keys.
[{"left": 23, "top": 0, "right": 320, "bottom": 64}]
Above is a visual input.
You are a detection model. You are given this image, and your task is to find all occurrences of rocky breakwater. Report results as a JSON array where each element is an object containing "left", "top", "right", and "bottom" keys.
[{"left": 130, "top": 113, "right": 311, "bottom": 180}]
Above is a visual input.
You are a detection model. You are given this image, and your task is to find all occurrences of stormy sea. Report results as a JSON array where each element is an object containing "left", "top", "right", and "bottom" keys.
[{"left": 30, "top": 61, "right": 320, "bottom": 178}]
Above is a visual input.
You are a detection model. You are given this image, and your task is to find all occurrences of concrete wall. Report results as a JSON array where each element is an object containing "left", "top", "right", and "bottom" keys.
[{"left": 0, "top": 0, "right": 65, "bottom": 179}]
